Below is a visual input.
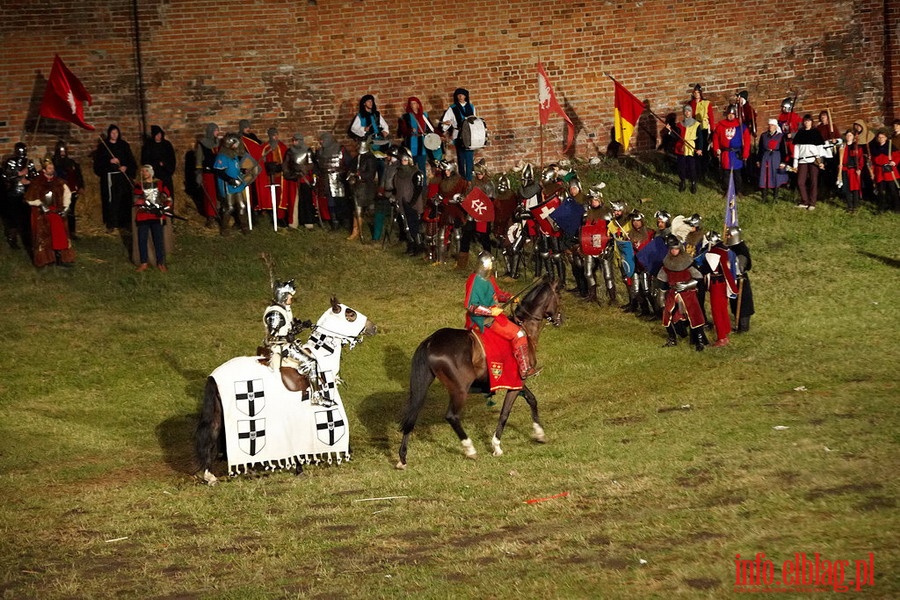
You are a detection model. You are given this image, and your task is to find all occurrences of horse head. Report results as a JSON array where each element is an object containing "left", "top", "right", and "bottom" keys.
[
  {"left": 515, "top": 275, "right": 563, "bottom": 330},
  {"left": 315, "top": 297, "right": 378, "bottom": 345}
]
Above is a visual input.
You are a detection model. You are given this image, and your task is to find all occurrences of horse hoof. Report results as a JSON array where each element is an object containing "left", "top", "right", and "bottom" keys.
[
  {"left": 395, "top": 461, "right": 407, "bottom": 470},
  {"left": 491, "top": 435, "right": 503, "bottom": 457},
  {"left": 202, "top": 470, "right": 219, "bottom": 486},
  {"left": 461, "top": 438, "right": 477, "bottom": 459},
  {"left": 532, "top": 424, "right": 546, "bottom": 443}
]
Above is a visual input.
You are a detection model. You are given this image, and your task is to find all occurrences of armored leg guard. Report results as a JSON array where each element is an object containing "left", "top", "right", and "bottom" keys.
[
  {"left": 663, "top": 325, "right": 678, "bottom": 347},
  {"left": 585, "top": 285, "right": 598, "bottom": 303},
  {"left": 511, "top": 334, "right": 536, "bottom": 379},
  {"left": 317, "top": 369, "right": 338, "bottom": 407}
]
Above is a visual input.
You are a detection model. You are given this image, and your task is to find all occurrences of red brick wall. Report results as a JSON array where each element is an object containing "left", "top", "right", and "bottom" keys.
[{"left": 1, "top": 0, "right": 894, "bottom": 174}]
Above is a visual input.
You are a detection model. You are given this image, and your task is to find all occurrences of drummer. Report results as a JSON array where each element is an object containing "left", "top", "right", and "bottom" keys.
[
  {"left": 398, "top": 96, "right": 437, "bottom": 175},
  {"left": 441, "top": 87, "right": 477, "bottom": 181}
]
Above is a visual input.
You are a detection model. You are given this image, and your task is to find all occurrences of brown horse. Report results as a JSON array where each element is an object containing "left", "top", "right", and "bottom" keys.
[{"left": 397, "top": 276, "right": 562, "bottom": 468}]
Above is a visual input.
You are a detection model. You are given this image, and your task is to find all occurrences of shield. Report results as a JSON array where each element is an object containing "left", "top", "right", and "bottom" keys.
[
  {"left": 234, "top": 379, "right": 266, "bottom": 417},
  {"left": 237, "top": 418, "right": 266, "bottom": 456},
  {"left": 580, "top": 222, "right": 609, "bottom": 256},
  {"left": 550, "top": 197, "right": 585, "bottom": 237},
  {"left": 315, "top": 408, "right": 346, "bottom": 446},
  {"left": 530, "top": 195, "right": 561, "bottom": 235},
  {"left": 506, "top": 222, "right": 522, "bottom": 245},
  {"left": 461, "top": 187, "right": 495, "bottom": 222}
]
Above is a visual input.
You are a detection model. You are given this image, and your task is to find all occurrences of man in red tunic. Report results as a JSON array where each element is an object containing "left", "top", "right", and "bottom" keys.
[
  {"left": 657, "top": 234, "right": 707, "bottom": 351},
  {"left": 258, "top": 128, "right": 294, "bottom": 228},
  {"left": 699, "top": 231, "right": 738, "bottom": 347},
  {"left": 24, "top": 156, "right": 74, "bottom": 267}
]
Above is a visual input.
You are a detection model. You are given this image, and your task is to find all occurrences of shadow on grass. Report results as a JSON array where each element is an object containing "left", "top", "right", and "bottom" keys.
[
  {"left": 156, "top": 413, "right": 198, "bottom": 475},
  {"left": 859, "top": 250, "right": 900, "bottom": 269}
]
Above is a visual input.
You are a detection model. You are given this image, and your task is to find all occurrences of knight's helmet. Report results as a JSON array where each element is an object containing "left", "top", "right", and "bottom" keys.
[
  {"left": 685, "top": 213, "right": 702, "bottom": 227},
  {"left": 725, "top": 104, "right": 738, "bottom": 118},
  {"left": 474, "top": 251, "right": 494, "bottom": 279},
  {"left": 496, "top": 174, "right": 511, "bottom": 193},
  {"left": 222, "top": 132, "right": 241, "bottom": 151},
  {"left": 14, "top": 142, "right": 27, "bottom": 159},
  {"left": 521, "top": 162, "right": 534, "bottom": 186},
  {"left": 725, "top": 226, "right": 742, "bottom": 247},
  {"left": 665, "top": 233, "right": 682, "bottom": 249},
  {"left": 630, "top": 210, "right": 645, "bottom": 224},
  {"left": 437, "top": 159, "right": 453, "bottom": 172},
  {"left": 610, "top": 200, "right": 626, "bottom": 213},
  {"left": 273, "top": 279, "right": 297, "bottom": 305},
  {"left": 473, "top": 158, "right": 488, "bottom": 177},
  {"left": 655, "top": 210, "right": 672, "bottom": 227},
  {"left": 541, "top": 163, "right": 559, "bottom": 183},
  {"left": 586, "top": 182, "right": 606, "bottom": 202},
  {"left": 781, "top": 97, "right": 794, "bottom": 111},
  {"left": 705, "top": 230, "right": 722, "bottom": 247}
]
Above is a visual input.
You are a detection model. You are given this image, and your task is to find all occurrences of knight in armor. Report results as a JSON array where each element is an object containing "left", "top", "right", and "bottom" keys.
[
  {"left": 347, "top": 140, "right": 379, "bottom": 241},
  {"left": 133, "top": 165, "right": 172, "bottom": 272},
  {"left": 725, "top": 226, "right": 754, "bottom": 333},
  {"left": 262, "top": 280, "right": 321, "bottom": 401},
  {"left": 93, "top": 124, "right": 137, "bottom": 231},
  {"left": 373, "top": 145, "right": 399, "bottom": 241},
  {"left": 607, "top": 200, "right": 634, "bottom": 308},
  {"left": 258, "top": 128, "right": 293, "bottom": 227},
  {"left": 658, "top": 234, "right": 708, "bottom": 351},
  {"left": 52, "top": 141, "right": 84, "bottom": 241},
  {"left": 776, "top": 97, "right": 802, "bottom": 158},
  {"left": 625, "top": 211, "right": 656, "bottom": 315},
  {"left": 493, "top": 174, "right": 519, "bottom": 276},
  {"left": 193, "top": 123, "right": 222, "bottom": 227},
  {"left": 24, "top": 155, "right": 75, "bottom": 268},
  {"left": 441, "top": 88, "right": 477, "bottom": 181},
  {"left": 457, "top": 160, "right": 494, "bottom": 270},
  {"left": 213, "top": 133, "right": 253, "bottom": 235},
  {"left": 464, "top": 251, "right": 536, "bottom": 379},
  {"left": 580, "top": 184, "right": 612, "bottom": 304},
  {"left": 532, "top": 164, "right": 567, "bottom": 284},
  {"left": 393, "top": 147, "right": 425, "bottom": 255},
  {"left": 315, "top": 132, "right": 348, "bottom": 230},
  {"left": 141, "top": 125, "right": 177, "bottom": 210},
  {"left": 698, "top": 230, "right": 738, "bottom": 347},
  {"left": 398, "top": 96, "right": 436, "bottom": 174},
  {"left": 282, "top": 133, "right": 316, "bottom": 229},
  {"left": 2, "top": 142, "right": 39, "bottom": 249},
  {"left": 435, "top": 160, "right": 467, "bottom": 263}
]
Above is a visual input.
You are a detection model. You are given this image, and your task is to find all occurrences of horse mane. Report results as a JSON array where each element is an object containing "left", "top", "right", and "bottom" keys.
[{"left": 513, "top": 276, "right": 556, "bottom": 323}]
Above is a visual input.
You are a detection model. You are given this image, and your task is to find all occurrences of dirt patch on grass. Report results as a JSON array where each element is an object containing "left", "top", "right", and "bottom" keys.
[
  {"left": 597, "top": 556, "right": 630, "bottom": 570},
  {"left": 775, "top": 470, "right": 802, "bottom": 485},
  {"left": 804, "top": 482, "right": 882, "bottom": 501},
  {"left": 684, "top": 577, "right": 721, "bottom": 590},
  {"left": 855, "top": 495, "right": 896, "bottom": 511},
  {"left": 604, "top": 415, "right": 645, "bottom": 426},
  {"left": 677, "top": 468, "right": 713, "bottom": 488}
]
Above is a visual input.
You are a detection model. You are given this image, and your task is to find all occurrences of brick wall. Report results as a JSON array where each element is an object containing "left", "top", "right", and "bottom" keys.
[{"left": 1, "top": 0, "right": 894, "bottom": 177}]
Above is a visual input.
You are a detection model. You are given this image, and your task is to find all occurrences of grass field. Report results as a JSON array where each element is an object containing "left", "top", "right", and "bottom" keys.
[{"left": 0, "top": 157, "right": 898, "bottom": 599}]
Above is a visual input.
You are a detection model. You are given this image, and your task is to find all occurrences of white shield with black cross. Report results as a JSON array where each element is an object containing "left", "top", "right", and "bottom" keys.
[
  {"left": 234, "top": 378, "right": 265, "bottom": 417},
  {"left": 314, "top": 408, "right": 346, "bottom": 446},
  {"left": 237, "top": 418, "right": 266, "bottom": 456}
]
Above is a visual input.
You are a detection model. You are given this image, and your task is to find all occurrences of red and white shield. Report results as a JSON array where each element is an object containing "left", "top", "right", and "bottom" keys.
[
  {"left": 530, "top": 195, "right": 561, "bottom": 235},
  {"left": 461, "top": 187, "right": 495, "bottom": 222}
]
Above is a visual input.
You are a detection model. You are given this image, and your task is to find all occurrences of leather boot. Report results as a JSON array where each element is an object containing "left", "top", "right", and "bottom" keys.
[
  {"left": 347, "top": 215, "right": 360, "bottom": 240},
  {"left": 606, "top": 285, "right": 617, "bottom": 306},
  {"left": 511, "top": 335, "right": 536, "bottom": 379},
  {"left": 663, "top": 325, "right": 678, "bottom": 347},
  {"left": 584, "top": 285, "right": 598, "bottom": 303},
  {"left": 690, "top": 326, "right": 707, "bottom": 351},
  {"left": 454, "top": 251, "right": 470, "bottom": 271}
]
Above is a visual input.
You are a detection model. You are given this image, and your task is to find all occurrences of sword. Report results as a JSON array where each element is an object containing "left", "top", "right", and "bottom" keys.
[
  {"left": 244, "top": 187, "right": 253, "bottom": 230},
  {"left": 268, "top": 184, "right": 278, "bottom": 231}
]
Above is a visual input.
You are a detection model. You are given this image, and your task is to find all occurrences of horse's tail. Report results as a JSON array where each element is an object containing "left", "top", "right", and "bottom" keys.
[
  {"left": 399, "top": 338, "right": 435, "bottom": 435},
  {"left": 195, "top": 376, "right": 224, "bottom": 472}
]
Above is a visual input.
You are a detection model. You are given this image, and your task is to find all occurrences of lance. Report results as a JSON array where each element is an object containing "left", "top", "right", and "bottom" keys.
[{"left": 267, "top": 183, "right": 278, "bottom": 231}]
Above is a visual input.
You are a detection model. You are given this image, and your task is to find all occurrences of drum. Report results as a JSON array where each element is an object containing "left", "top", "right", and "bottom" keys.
[
  {"left": 423, "top": 133, "right": 442, "bottom": 151},
  {"left": 460, "top": 117, "right": 487, "bottom": 150}
]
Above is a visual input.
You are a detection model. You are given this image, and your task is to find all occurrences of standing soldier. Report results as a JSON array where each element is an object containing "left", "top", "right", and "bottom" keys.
[
  {"left": 725, "top": 226, "right": 754, "bottom": 333},
  {"left": 658, "top": 234, "right": 708, "bottom": 351},
  {"left": 699, "top": 231, "right": 738, "bottom": 347},
  {"left": 282, "top": 133, "right": 316, "bottom": 229},
  {"left": 2, "top": 142, "right": 39, "bottom": 249},
  {"left": 712, "top": 104, "right": 752, "bottom": 195},
  {"left": 194, "top": 123, "right": 222, "bottom": 228},
  {"left": 141, "top": 125, "right": 177, "bottom": 209},
  {"left": 52, "top": 141, "right": 84, "bottom": 240},
  {"left": 24, "top": 155, "right": 75, "bottom": 267}
]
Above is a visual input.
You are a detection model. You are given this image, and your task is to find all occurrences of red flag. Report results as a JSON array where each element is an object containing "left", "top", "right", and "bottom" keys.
[
  {"left": 461, "top": 187, "right": 495, "bottom": 222},
  {"left": 613, "top": 79, "right": 644, "bottom": 152},
  {"left": 537, "top": 62, "right": 575, "bottom": 153},
  {"left": 39, "top": 55, "right": 94, "bottom": 130}
]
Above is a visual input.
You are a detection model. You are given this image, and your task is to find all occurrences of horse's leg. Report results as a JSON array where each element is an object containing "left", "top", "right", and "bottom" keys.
[
  {"left": 490, "top": 389, "right": 521, "bottom": 457},
  {"left": 195, "top": 377, "right": 223, "bottom": 485},
  {"left": 437, "top": 373, "right": 476, "bottom": 459},
  {"left": 519, "top": 385, "right": 546, "bottom": 443}
]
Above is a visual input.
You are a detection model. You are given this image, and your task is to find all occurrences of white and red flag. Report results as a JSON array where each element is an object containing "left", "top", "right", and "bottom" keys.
[
  {"left": 537, "top": 62, "right": 574, "bottom": 153},
  {"left": 39, "top": 55, "right": 94, "bottom": 130}
]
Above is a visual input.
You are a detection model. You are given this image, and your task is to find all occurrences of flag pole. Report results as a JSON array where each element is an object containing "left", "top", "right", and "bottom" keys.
[
  {"left": 540, "top": 123, "right": 544, "bottom": 167},
  {"left": 28, "top": 115, "right": 43, "bottom": 151},
  {"left": 603, "top": 72, "right": 697, "bottom": 154}
]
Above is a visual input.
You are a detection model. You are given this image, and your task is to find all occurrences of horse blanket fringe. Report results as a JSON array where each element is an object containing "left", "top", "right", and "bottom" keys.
[{"left": 212, "top": 357, "right": 351, "bottom": 476}]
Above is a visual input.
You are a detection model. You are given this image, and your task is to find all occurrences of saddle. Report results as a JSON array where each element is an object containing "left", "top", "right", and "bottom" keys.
[
  {"left": 469, "top": 328, "right": 523, "bottom": 392},
  {"left": 256, "top": 345, "right": 311, "bottom": 392}
]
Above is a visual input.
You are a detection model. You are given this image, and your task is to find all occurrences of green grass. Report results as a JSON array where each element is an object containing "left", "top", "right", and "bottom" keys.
[{"left": 0, "top": 157, "right": 897, "bottom": 599}]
